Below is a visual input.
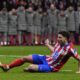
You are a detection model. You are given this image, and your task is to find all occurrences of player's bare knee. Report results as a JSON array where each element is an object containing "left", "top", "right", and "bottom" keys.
[
  {"left": 28, "top": 64, "right": 38, "bottom": 71},
  {"left": 28, "top": 64, "right": 34, "bottom": 69},
  {"left": 21, "top": 55, "right": 33, "bottom": 62}
]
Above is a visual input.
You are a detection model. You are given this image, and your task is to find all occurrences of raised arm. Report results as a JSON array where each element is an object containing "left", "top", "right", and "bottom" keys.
[
  {"left": 45, "top": 39, "right": 54, "bottom": 52},
  {"left": 70, "top": 44, "right": 80, "bottom": 73},
  {"left": 69, "top": 43, "right": 80, "bottom": 73}
]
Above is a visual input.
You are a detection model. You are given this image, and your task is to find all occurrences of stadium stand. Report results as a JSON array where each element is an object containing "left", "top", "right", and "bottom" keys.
[{"left": 0, "top": 0, "right": 80, "bottom": 46}]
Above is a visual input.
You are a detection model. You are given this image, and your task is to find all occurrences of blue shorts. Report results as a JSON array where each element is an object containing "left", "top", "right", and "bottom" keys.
[{"left": 32, "top": 54, "right": 52, "bottom": 72}]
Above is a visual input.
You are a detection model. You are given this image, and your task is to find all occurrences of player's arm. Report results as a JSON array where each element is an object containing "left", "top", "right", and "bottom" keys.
[
  {"left": 45, "top": 39, "right": 54, "bottom": 52},
  {"left": 70, "top": 45, "right": 80, "bottom": 73},
  {"left": 71, "top": 53, "right": 80, "bottom": 73}
]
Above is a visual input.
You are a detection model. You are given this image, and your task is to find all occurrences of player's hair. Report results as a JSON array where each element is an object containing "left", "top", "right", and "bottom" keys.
[{"left": 58, "top": 31, "right": 70, "bottom": 40}]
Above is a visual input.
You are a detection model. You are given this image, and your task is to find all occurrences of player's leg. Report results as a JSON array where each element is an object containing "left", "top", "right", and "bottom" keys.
[
  {"left": 0, "top": 55, "right": 33, "bottom": 72},
  {"left": 24, "top": 64, "right": 38, "bottom": 72},
  {"left": 0, "top": 54, "right": 45, "bottom": 72},
  {"left": 24, "top": 54, "right": 52, "bottom": 72},
  {"left": 7, "top": 54, "right": 44, "bottom": 69},
  {"left": 9, "top": 55, "right": 33, "bottom": 68},
  {"left": 0, "top": 54, "right": 51, "bottom": 72},
  {"left": 24, "top": 64, "right": 52, "bottom": 72}
]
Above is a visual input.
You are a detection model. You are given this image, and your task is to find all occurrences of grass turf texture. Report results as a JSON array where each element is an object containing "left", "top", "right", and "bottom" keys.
[{"left": 0, "top": 46, "right": 80, "bottom": 80}]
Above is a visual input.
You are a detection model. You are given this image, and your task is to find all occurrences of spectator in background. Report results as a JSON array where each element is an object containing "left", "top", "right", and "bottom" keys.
[
  {"left": 33, "top": 8, "right": 43, "bottom": 45},
  {"left": 47, "top": 3, "right": 58, "bottom": 44},
  {"left": 25, "top": 6, "right": 35, "bottom": 45},
  {"left": 76, "top": 5, "right": 80, "bottom": 34},
  {"left": 41, "top": 11, "right": 48, "bottom": 44},
  {"left": 17, "top": 5, "right": 27, "bottom": 45},
  {"left": 65, "top": 5, "right": 76, "bottom": 43},
  {"left": 58, "top": 1, "right": 65, "bottom": 10},
  {"left": 0, "top": 8, "right": 8, "bottom": 45},
  {"left": 8, "top": 8, "right": 18, "bottom": 45},
  {"left": 57, "top": 10, "right": 68, "bottom": 32},
  {"left": 0, "top": 0, "right": 6, "bottom": 10}
]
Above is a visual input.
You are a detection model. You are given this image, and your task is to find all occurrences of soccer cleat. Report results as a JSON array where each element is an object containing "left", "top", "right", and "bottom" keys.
[{"left": 0, "top": 63, "right": 10, "bottom": 72}]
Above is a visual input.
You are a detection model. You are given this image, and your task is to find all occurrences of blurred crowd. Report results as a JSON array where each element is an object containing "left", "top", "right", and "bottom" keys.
[
  {"left": 0, "top": 0, "right": 79, "bottom": 11},
  {"left": 0, "top": 0, "right": 80, "bottom": 46}
]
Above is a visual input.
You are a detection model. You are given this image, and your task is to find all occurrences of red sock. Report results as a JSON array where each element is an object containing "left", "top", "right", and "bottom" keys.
[{"left": 9, "top": 58, "right": 25, "bottom": 68}]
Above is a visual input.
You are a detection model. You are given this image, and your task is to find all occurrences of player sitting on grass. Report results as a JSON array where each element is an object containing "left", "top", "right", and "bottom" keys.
[{"left": 0, "top": 31, "right": 80, "bottom": 73}]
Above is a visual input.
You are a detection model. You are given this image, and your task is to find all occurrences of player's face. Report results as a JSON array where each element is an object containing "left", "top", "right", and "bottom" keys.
[{"left": 57, "top": 34, "right": 67, "bottom": 45}]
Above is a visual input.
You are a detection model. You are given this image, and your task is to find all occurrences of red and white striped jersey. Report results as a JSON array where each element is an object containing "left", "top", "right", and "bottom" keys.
[{"left": 46, "top": 42, "right": 78, "bottom": 72}]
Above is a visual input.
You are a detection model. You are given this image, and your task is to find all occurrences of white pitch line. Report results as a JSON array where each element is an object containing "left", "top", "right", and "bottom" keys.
[
  {"left": 0, "top": 54, "right": 24, "bottom": 58},
  {"left": 0, "top": 55, "right": 74, "bottom": 59},
  {"left": 60, "top": 70, "right": 72, "bottom": 72}
]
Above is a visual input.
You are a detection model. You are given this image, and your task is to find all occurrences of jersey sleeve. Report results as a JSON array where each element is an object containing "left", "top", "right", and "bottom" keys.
[{"left": 69, "top": 43, "right": 79, "bottom": 59}]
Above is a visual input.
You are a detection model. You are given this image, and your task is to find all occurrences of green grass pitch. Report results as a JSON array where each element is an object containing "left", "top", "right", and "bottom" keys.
[{"left": 0, "top": 46, "right": 80, "bottom": 80}]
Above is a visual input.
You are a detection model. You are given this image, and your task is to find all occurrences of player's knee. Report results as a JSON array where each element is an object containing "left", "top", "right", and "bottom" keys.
[
  {"left": 28, "top": 64, "right": 34, "bottom": 69},
  {"left": 28, "top": 64, "right": 38, "bottom": 71},
  {"left": 21, "top": 55, "right": 32, "bottom": 62}
]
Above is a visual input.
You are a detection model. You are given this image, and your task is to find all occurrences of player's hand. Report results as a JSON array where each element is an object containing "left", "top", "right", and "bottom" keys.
[{"left": 45, "top": 39, "right": 50, "bottom": 46}]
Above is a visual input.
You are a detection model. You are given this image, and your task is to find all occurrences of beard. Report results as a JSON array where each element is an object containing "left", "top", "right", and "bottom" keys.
[{"left": 58, "top": 41, "right": 65, "bottom": 47}]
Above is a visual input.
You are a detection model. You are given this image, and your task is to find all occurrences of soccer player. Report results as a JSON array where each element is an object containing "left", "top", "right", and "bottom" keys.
[{"left": 0, "top": 31, "right": 80, "bottom": 73}]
